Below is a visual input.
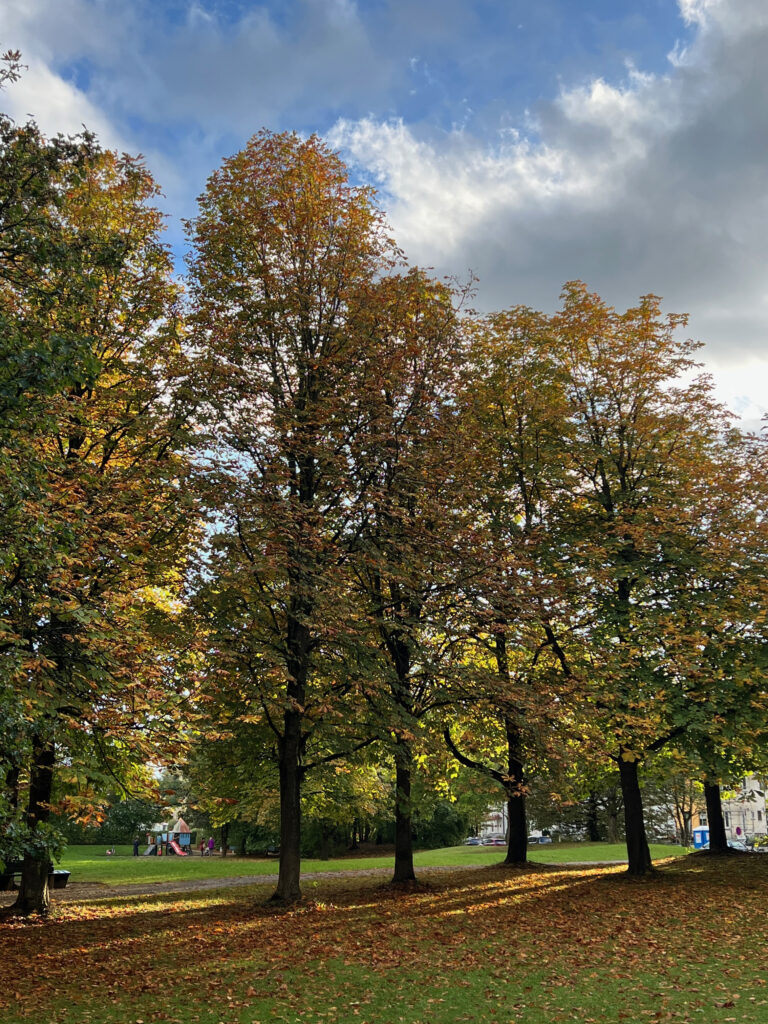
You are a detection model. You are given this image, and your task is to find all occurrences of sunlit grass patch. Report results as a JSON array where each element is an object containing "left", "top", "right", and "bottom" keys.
[{"left": 56, "top": 841, "right": 687, "bottom": 886}]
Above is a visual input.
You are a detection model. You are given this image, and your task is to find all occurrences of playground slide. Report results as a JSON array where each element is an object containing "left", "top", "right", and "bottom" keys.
[
  {"left": 169, "top": 839, "right": 188, "bottom": 857},
  {"left": 143, "top": 846, "right": 155, "bottom": 856}
]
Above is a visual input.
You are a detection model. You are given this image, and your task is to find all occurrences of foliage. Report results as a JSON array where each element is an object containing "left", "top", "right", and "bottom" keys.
[
  {"left": 0, "top": 120, "right": 196, "bottom": 913},
  {"left": 3, "top": 92, "right": 767, "bottom": 904},
  {"left": 52, "top": 798, "right": 164, "bottom": 845}
]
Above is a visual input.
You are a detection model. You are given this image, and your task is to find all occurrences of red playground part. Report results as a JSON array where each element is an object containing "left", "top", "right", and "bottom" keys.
[{"left": 168, "top": 839, "right": 188, "bottom": 856}]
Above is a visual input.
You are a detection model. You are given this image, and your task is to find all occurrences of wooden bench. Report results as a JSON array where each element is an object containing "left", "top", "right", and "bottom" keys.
[
  {"left": 0, "top": 860, "right": 25, "bottom": 891},
  {"left": 0, "top": 862, "right": 69, "bottom": 891}
]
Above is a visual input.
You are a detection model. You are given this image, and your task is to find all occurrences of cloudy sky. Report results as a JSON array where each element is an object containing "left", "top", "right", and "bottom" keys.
[{"left": 2, "top": 0, "right": 767, "bottom": 421}]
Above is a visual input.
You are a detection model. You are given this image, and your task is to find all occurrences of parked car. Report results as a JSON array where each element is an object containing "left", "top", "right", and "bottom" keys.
[
  {"left": 463, "top": 837, "right": 482, "bottom": 846},
  {"left": 701, "top": 839, "right": 752, "bottom": 852},
  {"left": 727, "top": 839, "right": 750, "bottom": 852},
  {"left": 538, "top": 836, "right": 553, "bottom": 844},
  {"left": 482, "top": 836, "right": 506, "bottom": 846}
]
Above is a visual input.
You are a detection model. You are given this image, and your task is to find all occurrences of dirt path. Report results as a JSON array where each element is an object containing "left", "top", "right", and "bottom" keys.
[
  {"left": 0, "top": 859, "right": 628, "bottom": 907},
  {"left": 0, "top": 864, "right": 433, "bottom": 906}
]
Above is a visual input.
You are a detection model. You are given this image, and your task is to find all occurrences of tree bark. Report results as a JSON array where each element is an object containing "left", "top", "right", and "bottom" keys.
[
  {"left": 617, "top": 753, "right": 653, "bottom": 876},
  {"left": 494, "top": 635, "right": 528, "bottom": 865},
  {"left": 271, "top": 581, "right": 310, "bottom": 903},
  {"left": 272, "top": 705, "right": 303, "bottom": 903},
  {"left": 14, "top": 732, "right": 55, "bottom": 916},
  {"left": 503, "top": 717, "right": 527, "bottom": 866},
  {"left": 5, "top": 763, "right": 20, "bottom": 810},
  {"left": 703, "top": 779, "right": 729, "bottom": 854},
  {"left": 586, "top": 790, "right": 601, "bottom": 842},
  {"left": 605, "top": 786, "right": 622, "bottom": 843},
  {"left": 221, "top": 822, "right": 229, "bottom": 857},
  {"left": 392, "top": 738, "right": 416, "bottom": 882}
]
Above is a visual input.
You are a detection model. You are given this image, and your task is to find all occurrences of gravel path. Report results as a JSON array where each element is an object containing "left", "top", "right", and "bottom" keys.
[{"left": 0, "top": 859, "right": 628, "bottom": 906}]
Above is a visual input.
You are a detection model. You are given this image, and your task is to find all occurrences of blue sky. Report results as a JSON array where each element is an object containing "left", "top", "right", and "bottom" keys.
[{"left": 2, "top": 0, "right": 767, "bottom": 422}]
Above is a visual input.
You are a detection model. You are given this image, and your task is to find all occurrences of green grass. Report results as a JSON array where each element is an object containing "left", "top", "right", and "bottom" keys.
[
  {"left": 57, "top": 841, "right": 687, "bottom": 885},
  {"left": 2, "top": 855, "right": 767, "bottom": 1024}
]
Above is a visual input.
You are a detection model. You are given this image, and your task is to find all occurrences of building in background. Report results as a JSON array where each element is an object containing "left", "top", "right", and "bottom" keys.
[{"left": 695, "top": 776, "right": 767, "bottom": 843}]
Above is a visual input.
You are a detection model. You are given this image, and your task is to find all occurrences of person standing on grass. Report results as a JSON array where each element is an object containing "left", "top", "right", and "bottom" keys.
[
  {"left": 133, "top": 837, "right": 139, "bottom": 857},
  {"left": 207, "top": 836, "right": 215, "bottom": 855}
]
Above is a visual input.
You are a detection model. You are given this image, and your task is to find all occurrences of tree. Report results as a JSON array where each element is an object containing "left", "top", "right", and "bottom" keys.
[
  {"left": 347, "top": 269, "right": 471, "bottom": 883},
  {"left": 549, "top": 283, "right": 759, "bottom": 875},
  {"left": 187, "top": 131, "right": 395, "bottom": 902},
  {"left": 447, "top": 306, "right": 578, "bottom": 865},
  {"left": 1, "top": 144, "right": 193, "bottom": 915}
]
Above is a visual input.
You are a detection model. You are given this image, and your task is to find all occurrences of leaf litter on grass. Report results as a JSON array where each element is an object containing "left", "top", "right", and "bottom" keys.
[{"left": 2, "top": 857, "right": 768, "bottom": 1024}]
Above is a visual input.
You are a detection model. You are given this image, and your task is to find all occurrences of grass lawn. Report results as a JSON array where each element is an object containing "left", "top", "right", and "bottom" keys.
[
  {"left": 56, "top": 841, "right": 687, "bottom": 885},
  {"left": 2, "top": 854, "right": 767, "bottom": 1024}
]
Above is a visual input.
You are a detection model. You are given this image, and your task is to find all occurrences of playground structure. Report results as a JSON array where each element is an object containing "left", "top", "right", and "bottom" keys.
[{"left": 144, "top": 816, "right": 195, "bottom": 857}]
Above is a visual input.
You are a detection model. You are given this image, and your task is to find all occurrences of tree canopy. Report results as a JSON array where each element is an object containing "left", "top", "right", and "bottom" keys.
[{"left": 3, "top": 108, "right": 767, "bottom": 913}]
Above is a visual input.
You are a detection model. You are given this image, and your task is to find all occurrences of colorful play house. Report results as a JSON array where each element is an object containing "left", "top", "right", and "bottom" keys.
[{"left": 144, "top": 817, "right": 195, "bottom": 856}]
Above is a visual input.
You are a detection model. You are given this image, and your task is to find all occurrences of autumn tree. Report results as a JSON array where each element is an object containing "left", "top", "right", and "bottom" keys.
[
  {"left": 548, "top": 282, "right": 764, "bottom": 875},
  {"left": 186, "top": 131, "right": 396, "bottom": 902},
  {"left": 1, "top": 144, "right": 193, "bottom": 915},
  {"left": 343, "top": 268, "right": 473, "bottom": 884},
  {"left": 664, "top": 431, "right": 768, "bottom": 855},
  {"left": 444, "top": 307, "right": 578, "bottom": 866}
]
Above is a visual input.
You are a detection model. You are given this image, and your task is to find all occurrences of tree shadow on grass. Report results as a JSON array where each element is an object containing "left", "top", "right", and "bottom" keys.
[{"left": 3, "top": 857, "right": 768, "bottom": 1022}]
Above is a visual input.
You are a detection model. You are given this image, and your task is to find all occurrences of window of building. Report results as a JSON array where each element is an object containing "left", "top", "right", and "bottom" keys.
[
  {"left": 699, "top": 814, "right": 708, "bottom": 826},
  {"left": 725, "top": 812, "right": 730, "bottom": 827},
  {"left": 759, "top": 811, "right": 763, "bottom": 823}
]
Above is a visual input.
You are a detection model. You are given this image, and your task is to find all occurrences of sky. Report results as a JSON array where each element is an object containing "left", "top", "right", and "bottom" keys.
[{"left": 2, "top": 0, "right": 767, "bottom": 423}]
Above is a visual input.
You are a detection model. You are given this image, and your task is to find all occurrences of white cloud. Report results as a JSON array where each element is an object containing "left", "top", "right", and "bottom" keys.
[
  {"left": 1, "top": 0, "right": 767, "bottom": 419},
  {"left": 0, "top": 0, "right": 128, "bottom": 146},
  {"left": 1, "top": 59, "right": 125, "bottom": 149},
  {"left": 330, "top": 0, "right": 768, "bottom": 396}
]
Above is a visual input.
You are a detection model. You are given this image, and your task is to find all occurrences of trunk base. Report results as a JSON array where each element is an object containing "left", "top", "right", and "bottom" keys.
[
  {"left": 390, "top": 866, "right": 417, "bottom": 884},
  {"left": 624, "top": 864, "right": 655, "bottom": 878},
  {"left": 386, "top": 878, "right": 431, "bottom": 894},
  {"left": 268, "top": 890, "right": 302, "bottom": 906}
]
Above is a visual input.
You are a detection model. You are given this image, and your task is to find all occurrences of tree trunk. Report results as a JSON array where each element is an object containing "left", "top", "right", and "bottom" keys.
[
  {"left": 271, "top": 589, "right": 310, "bottom": 904},
  {"left": 704, "top": 780, "right": 729, "bottom": 854},
  {"left": 492, "top": 637, "right": 527, "bottom": 865},
  {"left": 392, "top": 738, "right": 416, "bottom": 883},
  {"left": 14, "top": 733, "right": 55, "bottom": 916},
  {"left": 605, "top": 786, "right": 622, "bottom": 843},
  {"left": 617, "top": 754, "right": 653, "bottom": 876},
  {"left": 272, "top": 706, "right": 303, "bottom": 902},
  {"left": 503, "top": 717, "right": 527, "bottom": 865},
  {"left": 221, "top": 822, "right": 229, "bottom": 857},
  {"left": 5, "top": 763, "right": 20, "bottom": 810},
  {"left": 586, "top": 790, "right": 601, "bottom": 842}
]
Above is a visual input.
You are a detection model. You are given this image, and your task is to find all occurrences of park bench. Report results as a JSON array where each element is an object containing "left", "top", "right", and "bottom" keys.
[
  {"left": 0, "top": 859, "right": 25, "bottom": 890},
  {"left": 0, "top": 861, "right": 70, "bottom": 891}
]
